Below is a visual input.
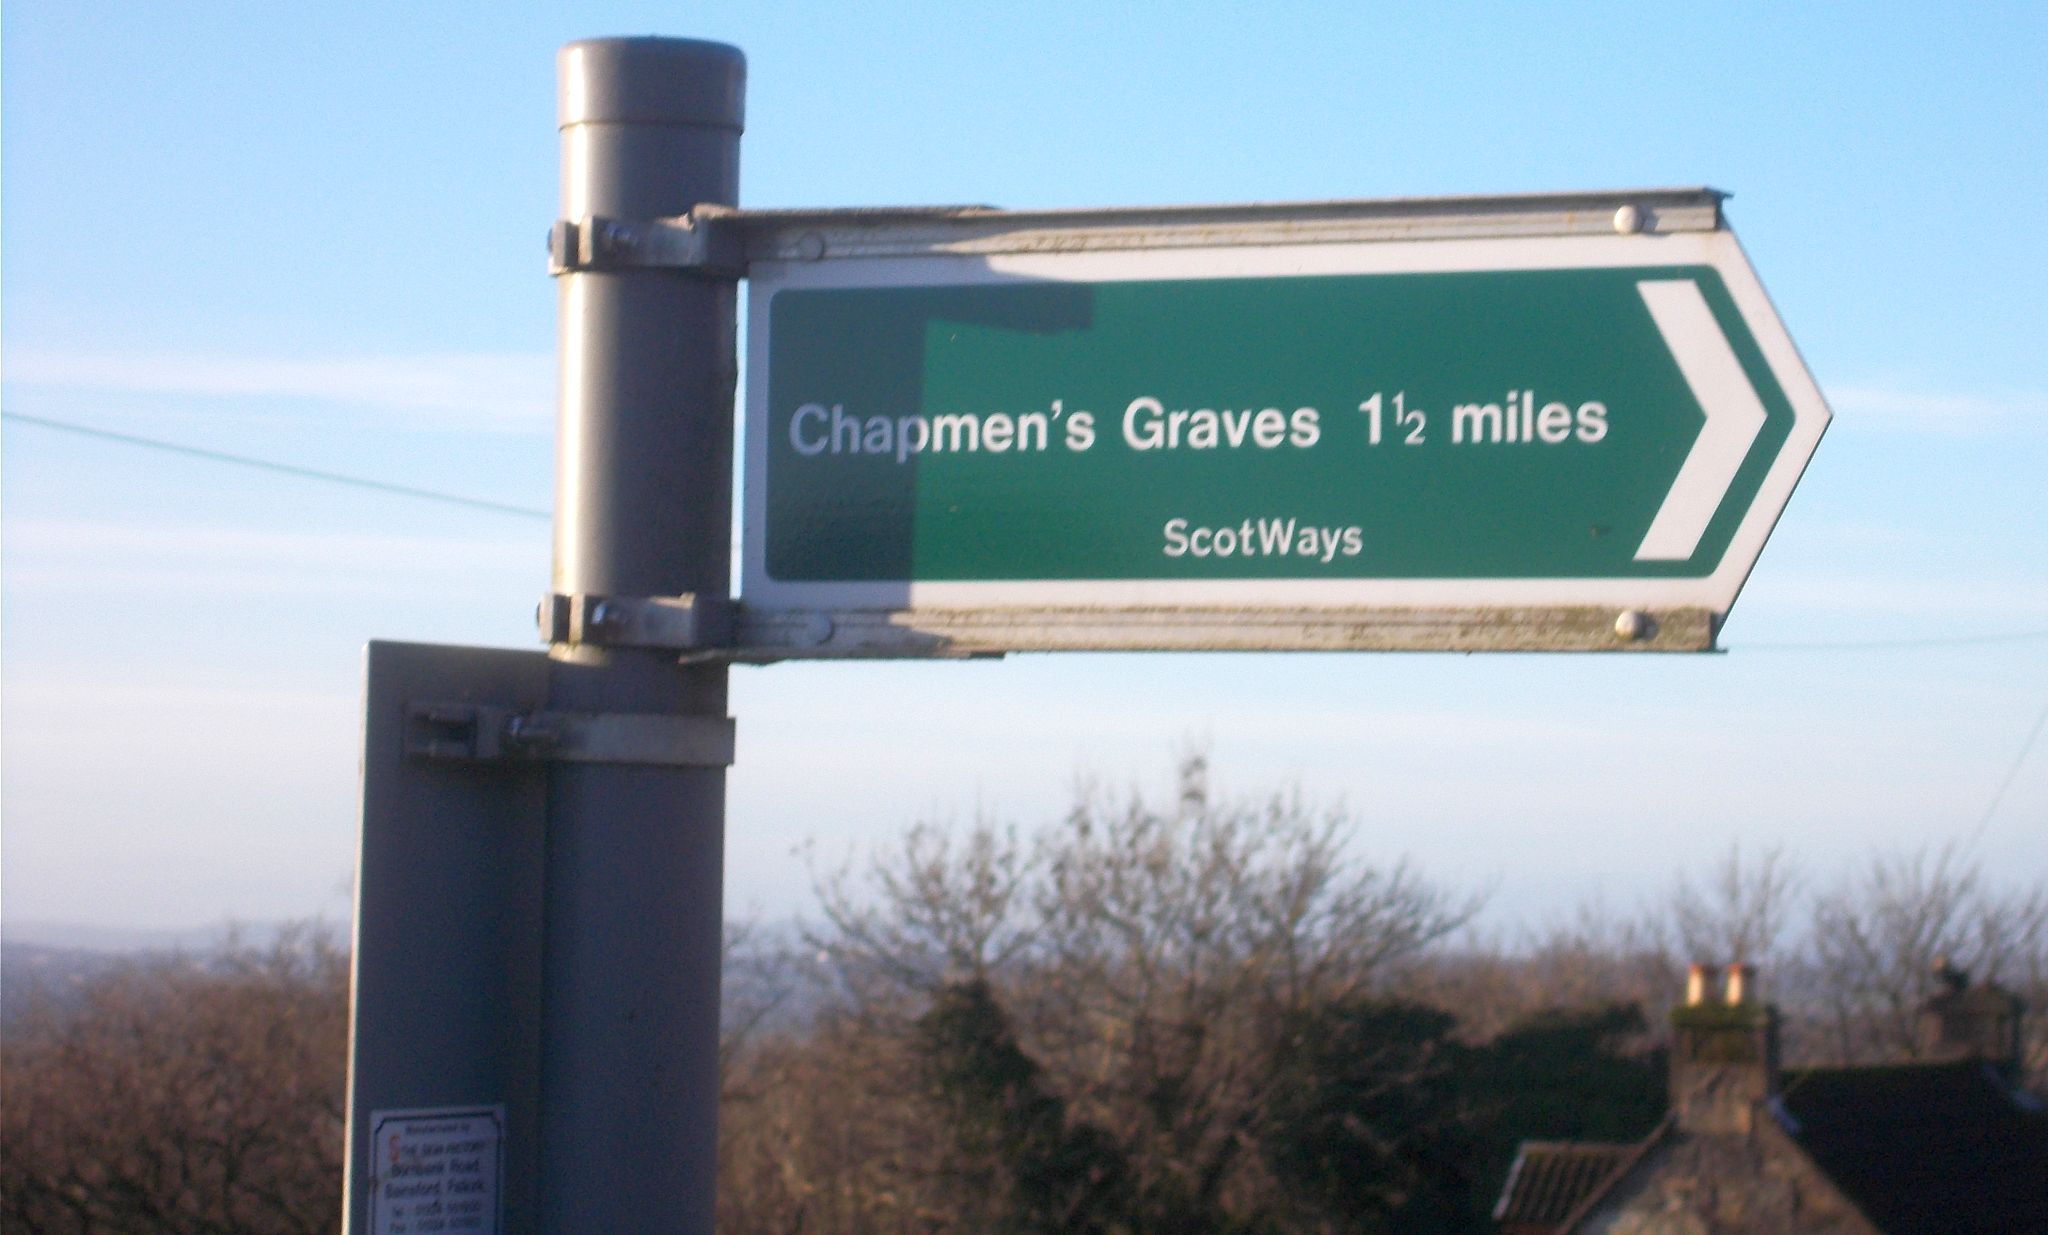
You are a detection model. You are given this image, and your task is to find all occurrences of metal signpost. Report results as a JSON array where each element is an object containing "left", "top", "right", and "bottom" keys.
[
  {"left": 344, "top": 34, "right": 1829, "bottom": 1235},
  {"left": 346, "top": 39, "right": 742, "bottom": 1235}
]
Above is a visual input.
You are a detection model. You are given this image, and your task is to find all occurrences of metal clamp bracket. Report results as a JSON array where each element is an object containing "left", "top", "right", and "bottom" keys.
[
  {"left": 539, "top": 592, "right": 733, "bottom": 652},
  {"left": 404, "top": 701, "right": 735, "bottom": 768},
  {"left": 547, "top": 212, "right": 743, "bottom": 277}
]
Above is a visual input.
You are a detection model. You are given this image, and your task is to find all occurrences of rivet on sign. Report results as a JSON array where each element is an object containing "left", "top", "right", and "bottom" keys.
[
  {"left": 795, "top": 613, "right": 834, "bottom": 647},
  {"left": 1614, "top": 610, "right": 1650, "bottom": 641},
  {"left": 1612, "top": 204, "right": 1644, "bottom": 235}
]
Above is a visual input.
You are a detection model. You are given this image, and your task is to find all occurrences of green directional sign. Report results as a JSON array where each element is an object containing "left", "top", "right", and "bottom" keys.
[{"left": 740, "top": 202, "right": 1829, "bottom": 652}]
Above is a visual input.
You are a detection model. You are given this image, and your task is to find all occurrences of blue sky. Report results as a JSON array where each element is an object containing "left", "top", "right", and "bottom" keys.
[{"left": 5, "top": 1, "right": 2044, "bottom": 936}]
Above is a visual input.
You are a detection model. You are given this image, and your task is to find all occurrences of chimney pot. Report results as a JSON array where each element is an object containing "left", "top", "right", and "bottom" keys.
[
  {"left": 1726, "top": 962, "right": 1756, "bottom": 1005},
  {"left": 1686, "top": 963, "right": 1718, "bottom": 1006}
]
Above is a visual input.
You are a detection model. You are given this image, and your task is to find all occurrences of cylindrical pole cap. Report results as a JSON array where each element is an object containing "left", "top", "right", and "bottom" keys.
[{"left": 558, "top": 38, "right": 745, "bottom": 130}]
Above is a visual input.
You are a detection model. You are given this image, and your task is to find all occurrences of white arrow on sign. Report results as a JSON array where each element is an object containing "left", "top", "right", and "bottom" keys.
[{"left": 1634, "top": 279, "right": 1770, "bottom": 562}]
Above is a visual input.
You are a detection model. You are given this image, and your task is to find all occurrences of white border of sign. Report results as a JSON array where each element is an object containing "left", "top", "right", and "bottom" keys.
[{"left": 740, "top": 224, "right": 1829, "bottom": 626}]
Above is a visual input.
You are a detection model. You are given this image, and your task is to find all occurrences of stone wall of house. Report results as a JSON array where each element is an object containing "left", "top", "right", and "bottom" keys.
[{"left": 1575, "top": 1126, "right": 1877, "bottom": 1235}]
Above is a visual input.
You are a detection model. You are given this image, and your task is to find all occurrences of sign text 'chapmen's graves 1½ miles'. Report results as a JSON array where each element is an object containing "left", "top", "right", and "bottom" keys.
[{"left": 736, "top": 191, "right": 1829, "bottom": 654}]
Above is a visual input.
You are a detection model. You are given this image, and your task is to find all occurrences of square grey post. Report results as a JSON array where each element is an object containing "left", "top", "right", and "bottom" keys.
[{"left": 344, "top": 640, "right": 549, "bottom": 1234}]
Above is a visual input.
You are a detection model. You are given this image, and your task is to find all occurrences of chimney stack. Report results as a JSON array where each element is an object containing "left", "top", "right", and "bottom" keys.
[
  {"left": 1916, "top": 960, "right": 2025, "bottom": 1075},
  {"left": 1669, "top": 960, "right": 1779, "bottom": 1135}
]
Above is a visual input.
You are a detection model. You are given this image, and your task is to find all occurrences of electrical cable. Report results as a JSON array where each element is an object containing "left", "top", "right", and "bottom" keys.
[
  {"left": 2, "top": 410, "right": 550, "bottom": 521},
  {"left": 1973, "top": 697, "right": 2048, "bottom": 834},
  {"left": 7, "top": 410, "right": 2044, "bottom": 657}
]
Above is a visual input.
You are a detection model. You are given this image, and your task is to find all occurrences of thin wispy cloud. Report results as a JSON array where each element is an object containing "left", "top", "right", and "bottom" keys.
[
  {"left": 1825, "top": 384, "right": 2047, "bottom": 434},
  {"left": 3, "top": 517, "right": 541, "bottom": 600},
  {"left": 4, "top": 349, "right": 553, "bottom": 433},
  {"left": 8, "top": 516, "right": 537, "bottom": 561},
  {"left": 1747, "top": 574, "right": 2048, "bottom": 621}
]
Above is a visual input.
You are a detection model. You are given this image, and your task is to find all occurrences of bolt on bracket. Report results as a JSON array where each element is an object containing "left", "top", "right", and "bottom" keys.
[
  {"left": 547, "top": 211, "right": 743, "bottom": 277},
  {"left": 539, "top": 592, "right": 734, "bottom": 652},
  {"left": 403, "top": 701, "right": 735, "bottom": 768}
]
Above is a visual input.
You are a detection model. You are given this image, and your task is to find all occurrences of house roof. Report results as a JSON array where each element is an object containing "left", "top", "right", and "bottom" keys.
[
  {"left": 1491, "top": 1140, "right": 1638, "bottom": 1232},
  {"left": 1497, "top": 1062, "right": 2048, "bottom": 1235},
  {"left": 1773, "top": 1060, "right": 2048, "bottom": 1235}
]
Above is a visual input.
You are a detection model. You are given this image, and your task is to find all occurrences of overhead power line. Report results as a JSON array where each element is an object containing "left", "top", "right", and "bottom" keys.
[
  {"left": 1974, "top": 698, "right": 2048, "bottom": 834},
  {"left": 6, "top": 409, "right": 2045, "bottom": 654},
  {"left": 2, "top": 410, "right": 551, "bottom": 521}
]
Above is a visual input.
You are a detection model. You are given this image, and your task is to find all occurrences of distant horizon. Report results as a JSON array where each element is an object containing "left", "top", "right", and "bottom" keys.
[
  {"left": 1, "top": 917, "right": 346, "bottom": 954},
  {"left": 8, "top": 824, "right": 2038, "bottom": 961}
]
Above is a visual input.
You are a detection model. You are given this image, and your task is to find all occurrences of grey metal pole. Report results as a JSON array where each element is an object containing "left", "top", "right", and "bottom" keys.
[{"left": 544, "top": 38, "right": 742, "bottom": 1232}]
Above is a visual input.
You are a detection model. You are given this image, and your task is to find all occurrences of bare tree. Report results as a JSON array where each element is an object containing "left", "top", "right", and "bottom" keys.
[
  {"left": 718, "top": 1007, "right": 962, "bottom": 1235},
  {"left": 1025, "top": 757, "right": 1476, "bottom": 1220},
  {"left": 0, "top": 925, "right": 347, "bottom": 1235},
  {"left": 1806, "top": 843, "right": 2048, "bottom": 1072},
  {"left": 1411, "top": 900, "right": 1677, "bottom": 1046},
  {"left": 786, "top": 754, "right": 1478, "bottom": 1231},
  {"left": 1667, "top": 843, "right": 1802, "bottom": 968},
  {"left": 725, "top": 774, "right": 2048, "bottom": 1231},
  {"left": 809, "top": 817, "right": 1035, "bottom": 1005}
]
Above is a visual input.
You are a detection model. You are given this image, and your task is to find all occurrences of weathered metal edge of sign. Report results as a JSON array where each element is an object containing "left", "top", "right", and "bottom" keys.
[
  {"left": 706, "top": 605, "right": 1718, "bottom": 660},
  {"left": 550, "top": 188, "right": 1728, "bottom": 274},
  {"left": 707, "top": 187, "right": 1725, "bottom": 261}
]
